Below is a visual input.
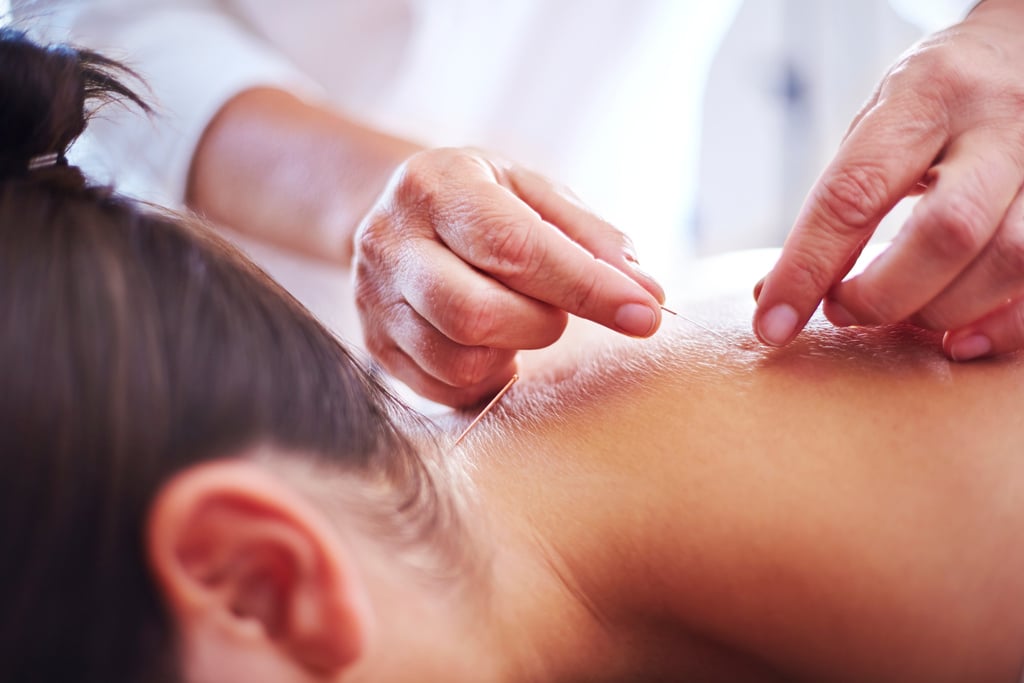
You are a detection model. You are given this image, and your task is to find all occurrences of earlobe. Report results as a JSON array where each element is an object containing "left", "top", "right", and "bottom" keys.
[{"left": 146, "top": 458, "right": 372, "bottom": 680}]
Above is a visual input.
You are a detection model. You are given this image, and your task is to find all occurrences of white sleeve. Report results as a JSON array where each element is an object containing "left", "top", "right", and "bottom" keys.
[
  {"left": 14, "top": 0, "right": 322, "bottom": 206},
  {"left": 887, "top": 0, "right": 979, "bottom": 32}
]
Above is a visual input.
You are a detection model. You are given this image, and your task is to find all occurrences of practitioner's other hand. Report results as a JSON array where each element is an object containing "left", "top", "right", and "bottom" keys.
[
  {"left": 354, "top": 147, "right": 665, "bottom": 407},
  {"left": 753, "top": 0, "right": 1024, "bottom": 362}
]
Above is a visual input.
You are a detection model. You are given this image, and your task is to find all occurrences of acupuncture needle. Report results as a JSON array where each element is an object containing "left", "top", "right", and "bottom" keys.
[
  {"left": 453, "top": 373, "right": 519, "bottom": 447},
  {"left": 452, "top": 306, "right": 722, "bottom": 445},
  {"left": 660, "top": 305, "right": 730, "bottom": 342}
]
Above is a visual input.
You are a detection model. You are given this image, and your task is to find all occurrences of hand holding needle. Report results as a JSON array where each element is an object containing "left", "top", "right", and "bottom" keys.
[{"left": 452, "top": 373, "right": 520, "bottom": 447}]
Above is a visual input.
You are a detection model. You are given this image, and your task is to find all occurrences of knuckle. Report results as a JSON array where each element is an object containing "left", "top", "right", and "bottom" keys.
[
  {"left": 815, "top": 164, "right": 891, "bottom": 235},
  {"left": 921, "top": 47, "right": 959, "bottom": 85},
  {"left": 564, "top": 270, "right": 602, "bottom": 315},
  {"left": 531, "top": 310, "right": 569, "bottom": 348},
  {"left": 410, "top": 147, "right": 489, "bottom": 190},
  {"left": 353, "top": 259, "right": 396, "bottom": 318},
  {"left": 991, "top": 231, "right": 1024, "bottom": 279},
  {"left": 846, "top": 286, "right": 901, "bottom": 324},
  {"left": 782, "top": 245, "right": 836, "bottom": 296},
  {"left": 440, "top": 288, "right": 502, "bottom": 347},
  {"left": 393, "top": 160, "right": 428, "bottom": 203},
  {"left": 353, "top": 213, "right": 394, "bottom": 263},
  {"left": 903, "top": 43, "right": 965, "bottom": 95},
  {"left": 924, "top": 193, "right": 990, "bottom": 259},
  {"left": 482, "top": 218, "right": 542, "bottom": 277},
  {"left": 391, "top": 152, "right": 456, "bottom": 221},
  {"left": 353, "top": 268, "right": 380, "bottom": 316},
  {"left": 446, "top": 347, "right": 501, "bottom": 388},
  {"left": 900, "top": 40, "right": 1024, "bottom": 122}
]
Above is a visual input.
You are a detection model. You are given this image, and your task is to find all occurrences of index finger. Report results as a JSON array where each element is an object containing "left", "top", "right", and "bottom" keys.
[
  {"left": 437, "top": 180, "right": 663, "bottom": 338},
  {"left": 753, "top": 94, "right": 948, "bottom": 346},
  {"left": 499, "top": 164, "right": 666, "bottom": 304}
]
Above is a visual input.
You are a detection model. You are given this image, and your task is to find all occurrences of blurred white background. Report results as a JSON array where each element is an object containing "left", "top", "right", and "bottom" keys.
[
  {"left": 1, "top": 0, "right": 969, "bottom": 409},
  {"left": 695, "top": 0, "right": 923, "bottom": 258},
  {"left": 6, "top": 0, "right": 966, "bottom": 282}
]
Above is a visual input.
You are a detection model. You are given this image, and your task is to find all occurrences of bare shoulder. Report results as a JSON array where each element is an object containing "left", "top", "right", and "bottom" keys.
[{"left": 490, "top": 250, "right": 1024, "bottom": 682}]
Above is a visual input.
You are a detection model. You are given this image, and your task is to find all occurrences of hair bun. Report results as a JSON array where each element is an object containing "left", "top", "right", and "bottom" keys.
[{"left": 0, "top": 27, "right": 149, "bottom": 178}]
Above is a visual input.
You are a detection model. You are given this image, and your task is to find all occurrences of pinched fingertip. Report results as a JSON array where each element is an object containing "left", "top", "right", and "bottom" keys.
[
  {"left": 754, "top": 303, "right": 799, "bottom": 347},
  {"left": 614, "top": 302, "right": 660, "bottom": 337},
  {"left": 944, "top": 331, "right": 994, "bottom": 362}
]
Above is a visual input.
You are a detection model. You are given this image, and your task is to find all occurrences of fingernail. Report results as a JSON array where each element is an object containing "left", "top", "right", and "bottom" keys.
[
  {"left": 949, "top": 334, "right": 992, "bottom": 362},
  {"left": 824, "top": 299, "right": 859, "bottom": 327},
  {"left": 756, "top": 304, "right": 799, "bottom": 347},
  {"left": 615, "top": 303, "right": 658, "bottom": 337}
]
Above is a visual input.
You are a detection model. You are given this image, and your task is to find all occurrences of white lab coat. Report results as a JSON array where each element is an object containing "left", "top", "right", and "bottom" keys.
[
  {"left": 6, "top": 0, "right": 975, "bottom": 409},
  {"left": 10, "top": 0, "right": 975, "bottom": 308},
  {"left": 14, "top": 1, "right": 740, "bottom": 270},
  {"left": 697, "top": 0, "right": 977, "bottom": 256}
]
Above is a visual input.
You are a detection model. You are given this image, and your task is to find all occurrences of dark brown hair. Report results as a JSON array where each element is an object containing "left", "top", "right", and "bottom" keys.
[{"left": 0, "top": 28, "right": 446, "bottom": 683}]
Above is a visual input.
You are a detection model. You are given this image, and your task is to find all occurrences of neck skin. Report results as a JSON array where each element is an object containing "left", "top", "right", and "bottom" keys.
[
  {"left": 396, "top": 335, "right": 777, "bottom": 683},
  {"left": 346, "top": 254, "right": 1024, "bottom": 683},
  {"left": 340, "top": 297, "right": 787, "bottom": 683},
  {"left": 281, "top": 421, "right": 625, "bottom": 683},
  {"left": 339, "top": 437, "right": 629, "bottom": 683},
  {"left": 420, "top": 301, "right": 1024, "bottom": 683},
  {"left": 434, "top": 383, "right": 779, "bottom": 683}
]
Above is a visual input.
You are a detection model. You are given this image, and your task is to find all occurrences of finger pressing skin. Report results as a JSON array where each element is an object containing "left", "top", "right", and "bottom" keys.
[
  {"left": 912, "top": 182, "right": 1024, "bottom": 331},
  {"left": 501, "top": 163, "right": 666, "bottom": 302},
  {"left": 399, "top": 236, "right": 570, "bottom": 349},
  {"left": 376, "top": 343, "right": 518, "bottom": 408},
  {"left": 777, "top": 237, "right": 868, "bottom": 310},
  {"left": 943, "top": 296, "right": 1024, "bottom": 362},
  {"left": 436, "top": 179, "right": 662, "bottom": 338},
  {"left": 753, "top": 90, "right": 948, "bottom": 347},
  {"left": 828, "top": 129, "right": 1024, "bottom": 326}
]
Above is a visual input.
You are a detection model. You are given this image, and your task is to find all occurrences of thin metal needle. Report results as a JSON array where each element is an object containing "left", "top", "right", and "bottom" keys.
[
  {"left": 660, "top": 305, "right": 730, "bottom": 342},
  {"left": 453, "top": 373, "right": 520, "bottom": 447}
]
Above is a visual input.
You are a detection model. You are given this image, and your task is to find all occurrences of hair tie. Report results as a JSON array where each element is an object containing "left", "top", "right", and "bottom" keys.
[{"left": 27, "top": 152, "right": 65, "bottom": 171}]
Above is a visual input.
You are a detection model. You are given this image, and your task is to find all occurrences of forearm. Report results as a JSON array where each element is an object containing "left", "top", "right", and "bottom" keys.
[{"left": 187, "top": 87, "right": 421, "bottom": 264}]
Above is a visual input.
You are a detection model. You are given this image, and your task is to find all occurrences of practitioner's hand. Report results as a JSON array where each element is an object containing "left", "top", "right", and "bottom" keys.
[
  {"left": 753, "top": 0, "right": 1024, "bottom": 361},
  {"left": 354, "top": 147, "right": 665, "bottom": 407}
]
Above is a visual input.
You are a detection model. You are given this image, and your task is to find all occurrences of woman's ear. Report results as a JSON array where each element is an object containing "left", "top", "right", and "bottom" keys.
[{"left": 146, "top": 457, "right": 373, "bottom": 682}]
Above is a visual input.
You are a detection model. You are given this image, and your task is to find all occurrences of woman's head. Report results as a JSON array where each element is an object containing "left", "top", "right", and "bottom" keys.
[{"left": 0, "top": 28, "right": 466, "bottom": 683}]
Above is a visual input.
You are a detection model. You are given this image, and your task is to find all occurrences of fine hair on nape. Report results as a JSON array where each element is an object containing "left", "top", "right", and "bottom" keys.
[{"left": 0, "top": 28, "right": 464, "bottom": 683}]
